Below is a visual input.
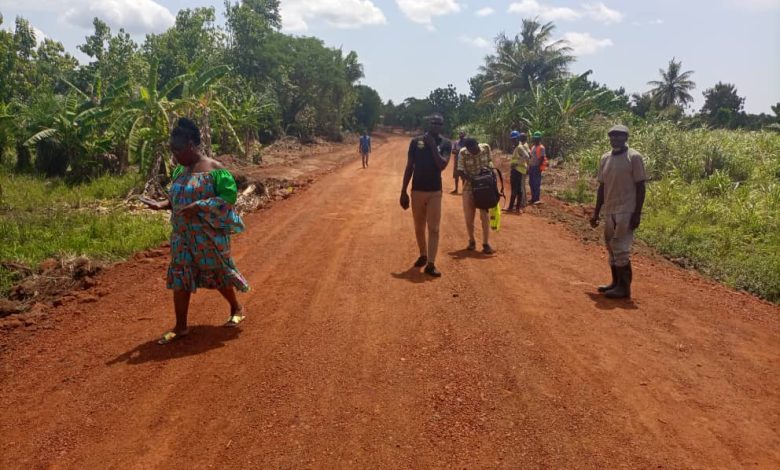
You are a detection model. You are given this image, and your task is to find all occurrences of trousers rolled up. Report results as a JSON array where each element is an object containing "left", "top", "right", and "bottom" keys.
[
  {"left": 528, "top": 166, "right": 542, "bottom": 203},
  {"left": 508, "top": 169, "right": 526, "bottom": 210},
  {"left": 604, "top": 213, "right": 634, "bottom": 267},
  {"left": 411, "top": 190, "right": 442, "bottom": 263},
  {"left": 462, "top": 189, "right": 490, "bottom": 245}
]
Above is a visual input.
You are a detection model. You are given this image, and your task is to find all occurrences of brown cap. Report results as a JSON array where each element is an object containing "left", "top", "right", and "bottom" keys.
[{"left": 608, "top": 124, "right": 629, "bottom": 135}]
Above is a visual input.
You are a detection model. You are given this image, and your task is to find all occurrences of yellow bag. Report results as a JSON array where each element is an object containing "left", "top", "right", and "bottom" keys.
[{"left": 489, "top": 203, "right": 501, "bottom": 231}]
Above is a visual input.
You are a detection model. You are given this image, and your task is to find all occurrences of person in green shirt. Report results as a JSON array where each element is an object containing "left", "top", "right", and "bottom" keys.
[{"left": 142, "top": 118, "right": 250, "bottom": 344}]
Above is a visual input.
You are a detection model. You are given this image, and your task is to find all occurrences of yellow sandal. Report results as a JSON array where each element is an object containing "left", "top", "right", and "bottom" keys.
[
  {"left": 224, "top": 313, "right": 245, "bottom": 328},
  {"left": 157, "top": 330, "right": 189, "bottom": 345}
]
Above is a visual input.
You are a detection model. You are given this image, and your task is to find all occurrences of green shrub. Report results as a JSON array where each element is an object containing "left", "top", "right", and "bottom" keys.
[{"left": 0, "top": 171, "right": 170, "bottom": 295}]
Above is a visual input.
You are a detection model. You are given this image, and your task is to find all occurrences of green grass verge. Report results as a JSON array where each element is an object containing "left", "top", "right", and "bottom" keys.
[{"left": 0, "top": 171, "right": 170, "bottom": 295}]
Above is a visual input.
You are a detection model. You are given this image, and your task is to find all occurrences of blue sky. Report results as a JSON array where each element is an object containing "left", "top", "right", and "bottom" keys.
[{"left": 1, "top": 0, "right": 778, "bottom": 113}]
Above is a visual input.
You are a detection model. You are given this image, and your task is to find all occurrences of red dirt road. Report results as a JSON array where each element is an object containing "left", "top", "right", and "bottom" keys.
[{"left": 1, "top": 136, "right": 778, "bottom": 469}]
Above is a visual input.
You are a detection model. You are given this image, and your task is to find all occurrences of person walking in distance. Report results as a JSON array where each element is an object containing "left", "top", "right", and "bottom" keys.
[
  {"left": 400, "top": 114, "right": 452, "bottom": 277},
  {"left": 505, "top": 130, "right": 530, "bottom": 214},
  {"left": 528, "top": 131, "right": 546, "bottom": 204},
  {"left": 590, "top": 125, "right": 647, "bottom": 299},
  {"left": 359, "top": 131, "right": 371, "bottom": 168},
  {"left": 458, "top": 138, "right": 496, "bottom": 254},
  {"left": 450, "top": 131, "right": 466, "bottom": 194}
]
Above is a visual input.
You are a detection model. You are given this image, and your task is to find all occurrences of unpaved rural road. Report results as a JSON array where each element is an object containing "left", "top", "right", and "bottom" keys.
[{"left": 1, "top": 135, "right": 778, "bottom": 469}]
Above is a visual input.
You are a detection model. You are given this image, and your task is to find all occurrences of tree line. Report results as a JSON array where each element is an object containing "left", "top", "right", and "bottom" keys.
[
  {"left": 383, "top": 19, "right": 780, "bottom": 156},
  {"left": 0, "top": 1, "right": 384, "bottom": 182}
]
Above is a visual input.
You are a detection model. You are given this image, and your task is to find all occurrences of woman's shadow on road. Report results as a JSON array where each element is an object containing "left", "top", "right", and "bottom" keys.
[{"left": 106, "top": 325, "right": 241, "bottom": 366}]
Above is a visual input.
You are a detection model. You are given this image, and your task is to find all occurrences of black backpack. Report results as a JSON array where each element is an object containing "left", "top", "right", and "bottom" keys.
[{"left": 471, "top": 167, "right": 505, "bottom": 210}]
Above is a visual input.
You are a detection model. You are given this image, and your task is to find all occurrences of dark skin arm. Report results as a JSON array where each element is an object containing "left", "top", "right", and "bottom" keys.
[
  {"left": 590, "top": 183, "right": 605, "bottom": 227},
  {"left": 143, "top": 198, "right": 171, "bottom": 211},
  {"left": 424, "top": 134, "right": 449, "bottom": 171},
  {"left": 400, "top": 142, "right": 414, "bottom": 210},
  {"left": 631, "top": 181, "right": 646, "bottom": 229}
]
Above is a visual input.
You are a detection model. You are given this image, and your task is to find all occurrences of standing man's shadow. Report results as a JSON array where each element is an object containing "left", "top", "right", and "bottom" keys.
[{"left": 586, "top": 292, "right": 638, "bottom": 310}]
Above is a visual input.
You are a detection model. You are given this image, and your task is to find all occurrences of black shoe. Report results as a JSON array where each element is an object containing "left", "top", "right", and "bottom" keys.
[
  {"left": 467, "top": 240, "right": 476, "bottom": 251},
  {"left": 605, "top": 263, "right": 632, "bottom": 299},
  {"left": 424, "top": 263, "right": 441, "bottom": 277},
  {"left": 414, "top": 255, "right": 428, "bottom": 268},
  {"left": 598, "top": 265, "right": 618, "bottom": 293},
  {"left": 502, "top": 207, "right": 514, "bottom": 213},
  {"left": 482, "top": 244, "right": 495, "bottom": 254}
]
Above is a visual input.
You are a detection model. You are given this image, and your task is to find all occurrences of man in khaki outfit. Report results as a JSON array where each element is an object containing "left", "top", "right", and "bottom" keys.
[
  {"left": 590, "top": 125, "right": 647, "bottom": 299},
  {"left": 400, "top": 114, "right": 452, "bottom": 277}
]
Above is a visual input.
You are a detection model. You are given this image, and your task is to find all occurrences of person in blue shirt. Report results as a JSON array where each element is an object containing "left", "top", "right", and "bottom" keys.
[{"left": 359, "top": 131, "right": 372, "bottom": 168}]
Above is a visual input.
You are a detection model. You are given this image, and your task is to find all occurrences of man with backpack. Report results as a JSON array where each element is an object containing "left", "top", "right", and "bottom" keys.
[
  {"left": 400, "top": 114, "right": 452, "bottom": 277},
  {"left": 457, "top": 138, "right": 496, "bottom": 254},
  {"left": 359, "top": 131, "right": 371, "bottom": 168},
  {"left": 529, "top": 131, "right": 547, "bottom": 204}
]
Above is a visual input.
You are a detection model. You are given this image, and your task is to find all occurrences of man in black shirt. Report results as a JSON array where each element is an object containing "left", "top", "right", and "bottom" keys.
[{"left": 400, "top": 114, "right": 452, "bottom": 277}]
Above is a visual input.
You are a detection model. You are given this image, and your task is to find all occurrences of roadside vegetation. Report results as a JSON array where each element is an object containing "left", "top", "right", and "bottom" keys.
[
  {"left": 0, "top": 170, "right": 170, "bottom": 293},
  {"left": 0, "top": 2, "right": 384, "bottom": 297},
  {"left": 1, "top": 7, "right": 778, "bottom": 302}
]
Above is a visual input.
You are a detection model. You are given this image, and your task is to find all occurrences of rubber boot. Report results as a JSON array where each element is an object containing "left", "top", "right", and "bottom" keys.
[
  {"left": 605, "top": 263, "right": 631, "bottom": 299},
  {"left": 598, "top": 265, "right": 618, "bottom": 293}
]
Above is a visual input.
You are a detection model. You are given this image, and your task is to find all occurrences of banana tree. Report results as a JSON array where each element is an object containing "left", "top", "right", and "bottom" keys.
[
  {"left": 175, "top": 63, "right": 243, "bottom": 157},
  {"left": 110, "top": 60, "right": 178, "bottom": 179},
  {"left": 521, "top": 72, "right": 616, "bottom": 159},
  {"left": 24, "top": 90, "right": 112, "bottom": 178}
]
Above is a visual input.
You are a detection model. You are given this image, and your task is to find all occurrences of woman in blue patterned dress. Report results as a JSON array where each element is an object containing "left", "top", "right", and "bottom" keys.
[{"left": 142, "top": 118, "right": 250, "bottom": 344}]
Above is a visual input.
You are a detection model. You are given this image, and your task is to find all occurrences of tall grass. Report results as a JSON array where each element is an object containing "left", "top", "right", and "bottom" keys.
[
  {"left": 0, "top": 171, "right": 170, "bottom": 295},
  {"left": 572, "top": 123, "right": 780, "bottom": 302}
]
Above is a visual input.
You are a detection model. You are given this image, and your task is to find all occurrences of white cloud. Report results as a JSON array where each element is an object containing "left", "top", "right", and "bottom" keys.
[
  {"left": 582, "top": 2, "right": 624, "bottom": 24},
  {"left": 396, "top": 0, "right": 462, "bottom": 25},
  {"left": 281, "top": 0, "right": 386, "bottom": 32},
  {"left": 63, "top": 0, "right": 175, "bottom": 34},
  {"left": 32, "top": 26, "right": 47, "bottom": 44},
  {"left": 459, "top": 35, "right": 491, "bottom": 48},
  {"left": 476, "top": 7, "right": 495, "bottom": 17},
  {"left": 649, "top": 19, "right": 664, "bottom": 25},
  {"left": 562, "top": 31, "right": 612, "bottom": 55},
  {"left": 508, "top": 0, "right": 581, "bottom": 21}
]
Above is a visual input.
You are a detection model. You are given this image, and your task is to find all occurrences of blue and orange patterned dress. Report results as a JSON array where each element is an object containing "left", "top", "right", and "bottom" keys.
[{"left": 166, "top": 165, "right": 250, "bottom": 293}]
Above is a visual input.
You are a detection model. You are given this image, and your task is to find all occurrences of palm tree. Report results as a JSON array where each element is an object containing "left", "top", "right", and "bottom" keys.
[
  {"left": 647, "top": 58, "right": 695, "bottom": 109},
  {"left": 480, "top": 19, "right": 574, "bottom": 102}
]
